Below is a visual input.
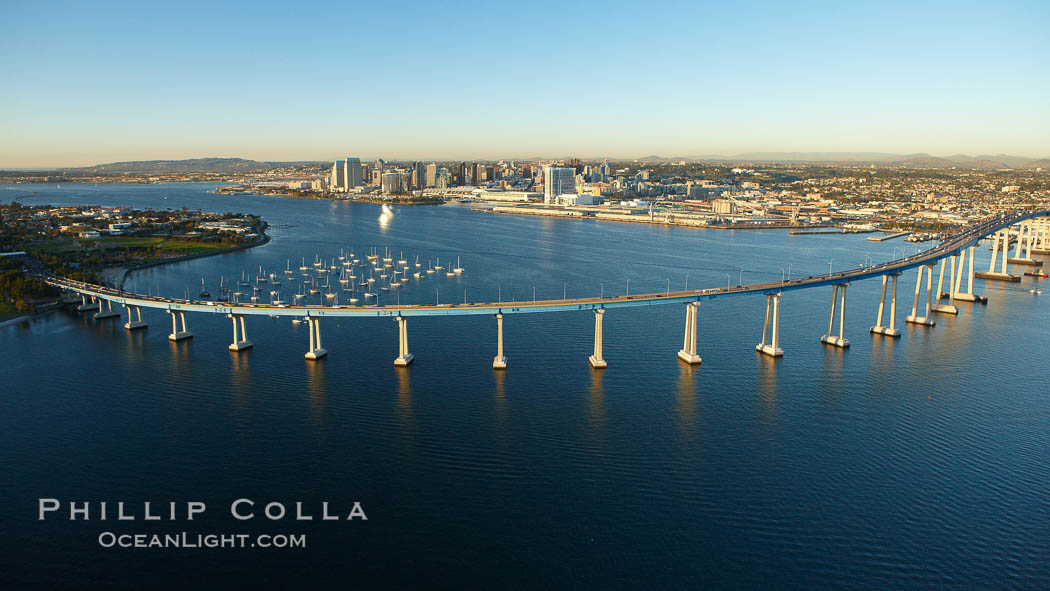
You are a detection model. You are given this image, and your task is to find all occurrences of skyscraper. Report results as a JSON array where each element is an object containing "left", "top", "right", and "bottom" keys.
[
  {"left": 331, "top": 160, "right": 345, "bottom": 191},
  {"left": 344, "top": 157, "right": 363, "bottom": 188},
  {"left": 413, "top": 161, "right": 425, "bottom": 190},
  {"left": 425, "top": 163, "right": 437, "bottom": 188},
  {"left": 543, "top": 166, "right": 575, "bottom": 204}
]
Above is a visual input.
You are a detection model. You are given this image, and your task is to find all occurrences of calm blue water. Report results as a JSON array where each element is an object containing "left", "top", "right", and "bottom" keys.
[{"left": 2, "top": 183, "right": 1049, "bottom": 589}]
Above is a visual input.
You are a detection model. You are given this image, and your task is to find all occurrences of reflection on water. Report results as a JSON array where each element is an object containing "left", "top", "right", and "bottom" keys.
[
  {"left": 587, "top": 368, "right": 605, "bottom": 434},
  {"left": 676, "top": 362, "right": 698, "bottom": 437},
  {"left": 756, "top": 353, "right": 779, "bottom": 417},
  {"left": 168, "top": 338, "right": 191, "bottom": 374},
  {"left": 493, "top": 367, "right": 506, "bottom": 417},
  {"left": 395, "top": 366, "right": 412, "bottom": 424},
  {"left": 229, "top": 349, "right": 253, "bottom": 401},
  {"left": 306, "top": 358, "right": 326, "bottom": 419}
]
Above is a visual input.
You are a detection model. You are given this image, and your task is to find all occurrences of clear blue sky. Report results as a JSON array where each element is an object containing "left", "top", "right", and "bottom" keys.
[{"left": 2, "top": 0, "right": 1048, "bottom": 166}]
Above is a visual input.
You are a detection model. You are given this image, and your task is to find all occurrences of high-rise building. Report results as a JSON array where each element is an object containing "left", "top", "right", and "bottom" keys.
[
  {"left": 543, "top": 166, "right": 575, "bottom": 204},
  {"left": 381, "top": 171, "right": 408, "bottom": 194},
  {"left": 331, "top": 160, "right": 345, "bottom": 191},
  {"left": 413, "top": 161, "right": 425, "bottom": 190},
  {"left": 425, "top": 163, "right": 437, "bottom": 188},
  {"left": 344, "top": 157, "right": 363, "bottom": 188}
]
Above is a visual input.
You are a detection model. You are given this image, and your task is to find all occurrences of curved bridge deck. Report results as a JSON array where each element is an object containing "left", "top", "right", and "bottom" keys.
[{"left": 42, "top": 211, "right": 1047, "bottom": 318}]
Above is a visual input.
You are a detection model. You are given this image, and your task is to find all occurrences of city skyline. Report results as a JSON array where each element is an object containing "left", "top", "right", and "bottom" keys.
[{"left": 3, "top": 0, "right": 1048, "bottom": 167}]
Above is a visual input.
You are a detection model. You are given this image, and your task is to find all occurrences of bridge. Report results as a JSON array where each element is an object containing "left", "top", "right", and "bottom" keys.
[{"left": 41, "top": 210, "right": 1050, "bottom": 368}]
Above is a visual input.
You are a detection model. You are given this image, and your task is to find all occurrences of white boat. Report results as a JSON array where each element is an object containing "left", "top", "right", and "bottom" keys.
[
  {"left": 435, "top": 257, "right": 444, "bottom": 271},
  {"left": 453, "top": 256, "right": 464, "bottom": 274},
  {"left": 426, "top": 260, "right": 435, "bottom": 275},
  {"left": 415, "top": 255, "right": 421, "bottom": 268}
]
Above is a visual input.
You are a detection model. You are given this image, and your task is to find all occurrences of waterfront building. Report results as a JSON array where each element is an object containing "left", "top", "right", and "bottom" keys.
[
  {"left": 331, "top": 160, "right": 345, "bottom": 190},
  {"left": 425, "top": 163, "right": 437, "bottom": 188},
  {"left": 381, "top": 171, "right": 408, "bottom": 194},
  {"left": 414, "top": 161, "right": 426, "bottom": 190},
  {"left": 345, "top": 157, "right": 363, "bottom": 188},
  {"left": 543, "top": 166, "right": 576, "bottom": 204}
]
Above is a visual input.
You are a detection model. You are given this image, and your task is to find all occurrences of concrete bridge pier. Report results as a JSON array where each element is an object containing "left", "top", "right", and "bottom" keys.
[
  {"left": 77, "top": 294, "right": 100, "bottom": 312},
  {"left": 1008, "top": 220, "right": 1042, "bottom": 266},
  {"left": 951, "top": 246, "right": 986, "bottom": 303},
  {"left": 228, "top": 314, "right": 252, "bottom": 351},
  {"left": 756, "top": 293, "right": 784, "bottom": 357},
  {"left": 123, "top": 305, "right": 147, "bottom": 331},
  {"left": 167, "top": 310, "right": 192, "bottom": 341},
  {"left": 94, "top": 298, "right": 121, "bottom": 319},
  {"left": 677, "top": 302, "right": 702, "bottom": 364},
  {"left": 394, "top": 316, "right": 414, "bottom": 366},
  {"left": 821, "top": 283, "right": 850, "bottom": 348},
  {"left": 1032, "top": 218, "right": 1050, "bottom": 254},
  {"left": 492, "top": 313, "right": 507, "bottom": 369},
  {"left": 871, "top": 273, "right": 901, "bottom": 337},
  {"left": 589, "top": 309, "right": 607, "bottom": 368},
  {"left": 932, "top": 256, "right": 959, "bottom": 315},
  {"left": 906, "top": 265, "right": 936, "bottom": 326},
  {"left": 305, "top": 317, "right": 327, "bottom": 360},
  {"left": 976, "top": 230, "right": 1019, "bottom": 282}
]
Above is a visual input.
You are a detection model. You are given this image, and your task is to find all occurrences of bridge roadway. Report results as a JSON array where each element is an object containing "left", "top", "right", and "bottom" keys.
[{"left": 41, "top": 210, "right": 1049, "bottom": 319}]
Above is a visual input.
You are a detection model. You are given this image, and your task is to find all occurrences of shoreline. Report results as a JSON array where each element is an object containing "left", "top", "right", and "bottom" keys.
[{"left": 102, "top": 225, "right": 271, "bottom": 289}]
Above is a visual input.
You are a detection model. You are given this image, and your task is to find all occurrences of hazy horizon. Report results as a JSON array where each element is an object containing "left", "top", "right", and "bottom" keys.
[
  {"left": 4, "top": 149, "right": 1050, "bottom": 170},
  {"left": 3, "top": 0, "right": 1048, "bottom": 168}
]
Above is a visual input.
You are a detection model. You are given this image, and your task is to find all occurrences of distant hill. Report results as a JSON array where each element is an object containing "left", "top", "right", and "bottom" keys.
[
  {"left": 1020, "top": 158, "right": 1050, "bottom": 169},
  {"left": 635, "top": 152, "right": 1048, "bottom": 168},
  {"left": 71, "top": 158, "right": 321, "bottom": 174}
]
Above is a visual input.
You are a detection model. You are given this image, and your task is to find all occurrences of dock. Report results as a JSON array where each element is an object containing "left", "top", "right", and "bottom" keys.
[{"left": 867, "top": 231, "right": 911, "bottom": 242}]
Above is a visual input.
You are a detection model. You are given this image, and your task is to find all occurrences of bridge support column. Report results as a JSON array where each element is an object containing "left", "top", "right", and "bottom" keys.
[
  {"left": 1008, "top": 221, "right": 1042, "bottom": 266},
  {"left": 94, "top": 298, "right": 120, "bottom": 319},
  {"left": 756, "top": 293, "right": 784, "bottom": 357},
  {"left": 77, "top": 294, "right": 99, "bottom": 312},
  {"left": 167, "top": 310, "right": 193, "bottom": 341},
  {"left": 492, "top": 313, "right": 507, "bottom": 369},
  {"left": 394, "top": 316, "right": 414, "bottom": 366},
  {"left": 305, "top": 317, "right": 327, "bottom": 359},
  {"left": 952, "top": 246, "right": 986, "bottom": 303},
  {"left": 976, "top": 230, "right": 1020, "bottom": 281},
  {"left": 871, "top": 274, "right": 901, "bottom": 337},
  {"left": 228, "top": 314, "right": 252, "bottom": 351},
  {"left": 123, "top": 305, "right": 147, "bottom": 330},
  {"left": 821, "top": 284, "right": 850, "bottom": 348},
  {"left": 677, "top": 302, "right": 702, "bottom": 364},
  {"left": 906, "top": 265, "right": 936, "bottom": 326},
  {"left": 1032, "top": 219, "right": 1050, "bottom": 254},
  {"left": 589, "top": 309, "right": 607, "bottom": 368},
  {"left": 932, "top": 256, "right": 959, "bottom": 314}
]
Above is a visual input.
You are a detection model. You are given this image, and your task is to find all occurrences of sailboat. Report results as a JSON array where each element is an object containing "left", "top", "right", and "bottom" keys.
[
  {"left": 199, "top": 278, "right": 211, "bottom": 298},
  {"left": 217, "top": 277, "right": 229, "bottom": 302},
  {"left": 453, "top": 256, "right": 464, "bottom": 274},
  {"left": 426, "top": 259, "right": 435, "bottom": 275},
  {"left": 435, "top": 257, "right": 444, "bottom": 271},
  {"left": 415, "top": 255, "right": 421, "bottom": 268}
]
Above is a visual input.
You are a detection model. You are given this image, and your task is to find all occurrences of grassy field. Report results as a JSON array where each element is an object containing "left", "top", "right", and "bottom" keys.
[{"left": 36, "top": 236, "right": 230, "bottom": 255}]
